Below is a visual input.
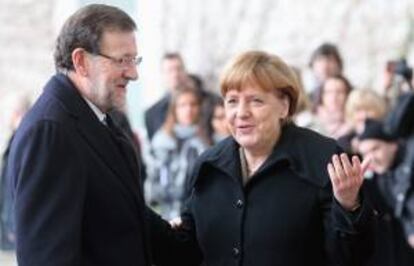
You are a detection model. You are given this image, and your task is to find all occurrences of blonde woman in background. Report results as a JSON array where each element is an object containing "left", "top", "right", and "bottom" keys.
[{"left": 337, "top": 89, "right": 388, "bottom": 154}]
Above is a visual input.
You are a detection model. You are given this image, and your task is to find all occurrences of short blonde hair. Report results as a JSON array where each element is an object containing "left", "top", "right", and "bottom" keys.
[
  {"left": 220, "top": 51, "right": 301, "bottom": 116},
  {"left": 345, "top": 89, "right": 388, "bottom": 123}
]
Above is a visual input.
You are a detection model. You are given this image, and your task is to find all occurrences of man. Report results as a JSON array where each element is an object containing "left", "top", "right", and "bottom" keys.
[
  {"left": 5, "top": 4, "right": 183, "bottom": 266},
  {"left": 305, "top": 43, "right": 343, "bottom": 111},
  {"left": 144, "top": 53, "right": 188, "bottom": 140},
  {"left": 358, "top": 119, "right": 414, "bottom": 265}
]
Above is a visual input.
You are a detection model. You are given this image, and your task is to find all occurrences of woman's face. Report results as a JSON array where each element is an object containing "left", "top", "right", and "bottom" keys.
[
  {"left": 224, "top": 85, "right": 289, "bottom": 151},
  {"left": 322, "top": 78, "right": 348, "bottom": 112},
  {"left": 175, "top": 92, "right": 200, "bottom": 126},
  {"left": 211, "top": 105, "right": 229, "bottom": 136},
  {"left": 353, "top": 108, "right": 378, "bottom": 134}
]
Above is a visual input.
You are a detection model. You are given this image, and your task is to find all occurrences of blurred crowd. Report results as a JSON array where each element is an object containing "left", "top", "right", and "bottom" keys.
[{"left": 2, "top": 43, "right": 414, "bottom": 265}]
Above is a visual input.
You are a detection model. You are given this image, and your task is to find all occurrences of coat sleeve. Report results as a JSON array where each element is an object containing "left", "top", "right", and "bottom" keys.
[
  {"left": 9, "top": 120, "right": 86, "bottom": 266},
  {"left": 401, "top": 190, "right": 414, "bottom": 237},
  {"left": 146, "top": 203, "right": 203, "bottom": 266},
  {"left": 147, "top": 154, "right": 204, "bottom": 266},
  {"left": 320, "top": 181, "right": 377, "bottom": 266}
]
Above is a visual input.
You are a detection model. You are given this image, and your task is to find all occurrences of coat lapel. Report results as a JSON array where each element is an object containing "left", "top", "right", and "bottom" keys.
[
  {"left": 204, "top": 138, "right": 243, "bottom": 184},
  {"left": 46, "top": 74, "right": 144, "bottom": 204}
]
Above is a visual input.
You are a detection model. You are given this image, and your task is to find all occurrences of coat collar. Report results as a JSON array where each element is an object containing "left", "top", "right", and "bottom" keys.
[
  {"left": 200, "top": 123, "right": 336, "bottom": 188},
  {"left": 44, "top": 73, "right": 143, "bottom": 202}
]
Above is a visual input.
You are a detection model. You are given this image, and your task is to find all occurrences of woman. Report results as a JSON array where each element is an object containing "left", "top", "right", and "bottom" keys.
[
  {"left": 145, "top": 86, "right": 209, "bottom": 220},
  {"left": 209, "top": 98, "right": 229, "bottom": 143},
  {"left": 172, "top": 51, "right": 375, "bottom": 266},
  {"left": 305, "top": 43, "right": 343, "bottom": 111},
  {"left": 201, "top": 97, "right": 230, "bottom": 145},
  {"left": 337, "top": 89, "right": 388, "bottom": 154},
  {"left": 315, "top": 74, "right": 353, "bottom": 138}
]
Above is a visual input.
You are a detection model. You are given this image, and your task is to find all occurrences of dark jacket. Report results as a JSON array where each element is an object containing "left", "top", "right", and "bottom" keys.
[
  {"left": 5, "top": 74, "right": 152, "bottom": 266},
  {"left": 377, "top": 138, "right": 414, "bottom": 239},
  {"left": 181, "top": 124, "right": 376, "bottom": 266},
  {"left": 364, "top": 175, "right": 414, "bottom": 266},
  {"left": 144, "top": 94, "right": 170, "bottom": 140},
  {"left": 0, "top": 135, "right": 15, "bottom": 250}
]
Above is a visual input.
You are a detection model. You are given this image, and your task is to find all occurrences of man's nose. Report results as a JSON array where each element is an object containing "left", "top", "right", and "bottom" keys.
[{"left": 124, "top": 65, "right": 138, "bottom": 81}]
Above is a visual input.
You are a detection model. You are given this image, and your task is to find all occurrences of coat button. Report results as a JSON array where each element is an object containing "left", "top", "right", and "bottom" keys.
[
  {"left": 397, "top": 193, "right": 405, "bottom": 202},
  {"left": 235, "top": 199, "right": 244, "bottom": 208},
  {"left": 232, "top": 247, "right": 240, "bottom": 257}
]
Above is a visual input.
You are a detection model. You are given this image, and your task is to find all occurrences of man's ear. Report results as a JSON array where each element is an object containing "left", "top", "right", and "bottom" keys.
[{"left": 72, "top": 48, "right": 89, "bottom": 76}]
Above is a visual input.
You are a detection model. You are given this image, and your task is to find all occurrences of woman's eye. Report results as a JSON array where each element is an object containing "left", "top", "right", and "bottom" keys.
[
  {"left": 253, "top": 98, "right": 263, "bottom": 104},
  {"left": 226, "top": 98, "right": 237, "bottom": 105}
]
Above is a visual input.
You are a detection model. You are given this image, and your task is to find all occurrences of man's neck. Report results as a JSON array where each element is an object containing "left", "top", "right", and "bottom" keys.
[{"left": 66, "top": 71, "right": 106, "bottom": 122}]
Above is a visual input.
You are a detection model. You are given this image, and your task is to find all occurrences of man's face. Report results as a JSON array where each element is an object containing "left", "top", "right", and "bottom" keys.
[
  {"left": 358, "top": 139, "right": 398, "bottom": 174},
  {"left": 86, "top": 30, "right": 138, "bottom": 112},
  {"left": 162, "top": 57, "right": 186, "bottom": 91},
  {"left": 312, "top": 55, "right": 341, "bottom": 82}
]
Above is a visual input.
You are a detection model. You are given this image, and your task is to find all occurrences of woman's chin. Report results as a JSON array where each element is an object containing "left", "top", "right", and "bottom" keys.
[{"left": 236, "top": 136, "right": 257, "bottom": 149}]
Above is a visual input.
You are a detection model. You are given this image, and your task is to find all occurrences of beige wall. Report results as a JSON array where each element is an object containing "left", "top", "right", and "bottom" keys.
[
  {"left": 2, "top": 0, "right": 414, "bottom": 151},
  {"left": 0, "top": 0, "right": 56, "bottom": 152}
]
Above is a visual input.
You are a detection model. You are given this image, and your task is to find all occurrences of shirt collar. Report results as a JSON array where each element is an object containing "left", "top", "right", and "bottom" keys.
[{"left": 82, "top": 97, "right": 106, "bottom": 124}]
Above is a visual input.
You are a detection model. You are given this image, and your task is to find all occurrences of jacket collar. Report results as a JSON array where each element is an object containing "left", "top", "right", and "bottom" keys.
[
  {"left": 45, "top": 73, "right": 143, "bottom": 202},
  {"left": 201, "top": 123, "right": 333, "bottom": 188}
]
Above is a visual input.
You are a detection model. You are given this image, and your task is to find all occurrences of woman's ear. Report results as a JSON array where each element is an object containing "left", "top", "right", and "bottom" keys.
[
  {"left": 280, "top": 94, "right": 290, "bottom": 119},
  {"left": 71, "top": 48, "right": 89, "bottom": 76}
]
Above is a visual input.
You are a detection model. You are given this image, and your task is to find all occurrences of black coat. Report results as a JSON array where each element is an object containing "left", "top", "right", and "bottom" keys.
[
  {"left": 362, "top": 137, "right": 414, "bottom": 266},
  {"left": 379, "top": 138, "right": 414, "bottom": 236},
  {"left": 364, "top": 176, "right": 414, "bottom": 266},
  {"left": 6, "top": 74, "right": 152, "bottom": 266},
  {"left": 181, "top": 124, "right": 376, "bottom": 266},
  {"left": 144, "top": 95, "right": 170, "bottom": 140}
]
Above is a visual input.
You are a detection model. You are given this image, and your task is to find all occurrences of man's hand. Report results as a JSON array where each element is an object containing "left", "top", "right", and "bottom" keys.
[
  {"left": 408, "top": 234, "right": 414, "bottom": 249},
  {"left": 169, "top": 217, "right": 183, "bottom": 229}
]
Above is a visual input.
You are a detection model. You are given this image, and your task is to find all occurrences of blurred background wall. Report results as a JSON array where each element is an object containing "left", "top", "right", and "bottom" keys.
[{"left": 1, "top": 0, "right": 414, "bottom": 153}]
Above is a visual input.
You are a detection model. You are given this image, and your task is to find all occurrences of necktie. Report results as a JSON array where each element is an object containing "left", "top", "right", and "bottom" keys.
[{"left": 104, "top": 115, "right": 139, "bottom": 183}]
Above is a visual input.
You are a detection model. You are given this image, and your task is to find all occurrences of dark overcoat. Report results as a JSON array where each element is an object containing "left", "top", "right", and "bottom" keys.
[
  {"left": 181, "top": 124, "right": 376, "bottom": 266},
  {"left": 6, "top": 74, "right": 151, "bottom": 266}
]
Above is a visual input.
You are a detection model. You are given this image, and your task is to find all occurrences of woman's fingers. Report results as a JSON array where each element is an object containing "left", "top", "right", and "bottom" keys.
[
  {"left": 340, "top": 153, "right": 355, "bottom": 179},
  {"left": 327, "top": 162, "right": 339, "bottom": 186},
  {"left": 328, "top": 153, "right": 365, "bottom": 211},
  {"left": 332, "top": 154, "right": 347, "bottom": 181}
]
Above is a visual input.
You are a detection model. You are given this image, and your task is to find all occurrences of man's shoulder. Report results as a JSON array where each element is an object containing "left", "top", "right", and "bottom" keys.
[
  {"left": 16, "top": 75, "right": 79, "bottom": 137},
  {"left": 145, "top": 95, "right": 170, "bottom": 117}
]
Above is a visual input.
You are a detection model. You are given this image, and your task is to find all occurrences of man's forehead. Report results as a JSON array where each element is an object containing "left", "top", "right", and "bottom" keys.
[
  {"left": 100, "top": 31, "right": 137, "bottom": 52},
  {"left": 359, "top": 139, "right": 385, "bottom": 150}
]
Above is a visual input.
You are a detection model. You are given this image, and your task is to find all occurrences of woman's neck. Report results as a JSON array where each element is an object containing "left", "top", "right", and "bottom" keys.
[{"left": 242, "top": 134, "right": 279, "bottom": 175}]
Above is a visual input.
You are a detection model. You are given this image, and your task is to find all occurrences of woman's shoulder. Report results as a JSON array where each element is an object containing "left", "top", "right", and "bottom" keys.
[
  {"left": 287, "top": 123, "right": 338, "bottom": 148},
  {"left": 283, "top": 124, "right": 341, "bottom": 187},
  {"left": 187, "top": 137, "right": 236, "bottom": 178}
]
